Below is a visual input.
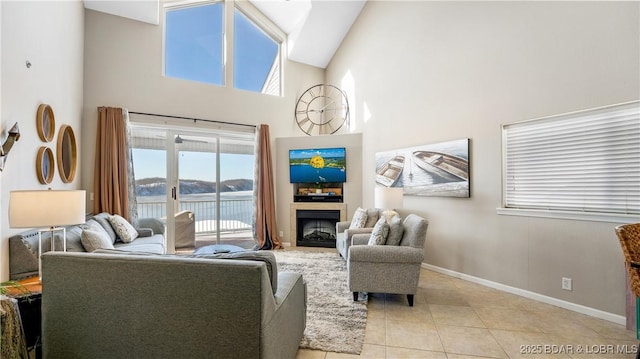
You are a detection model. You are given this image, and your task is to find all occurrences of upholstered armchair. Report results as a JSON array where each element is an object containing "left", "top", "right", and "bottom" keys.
[
  {"left": 347, "top": 214, "right": 428, "bottom": 306},
  {"left": 335, "top": 208, "right": 383, "bottom": 260}
]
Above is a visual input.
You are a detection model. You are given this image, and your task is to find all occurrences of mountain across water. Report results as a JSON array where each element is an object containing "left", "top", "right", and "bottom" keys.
[{"left": 136, "top": 177, "right": 253, "bottom": 196}]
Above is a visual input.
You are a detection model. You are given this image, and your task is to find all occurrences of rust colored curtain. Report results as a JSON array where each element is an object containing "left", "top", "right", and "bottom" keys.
[
  {"left": 93, "top": 107, "right": 131, "bottom": 221},
  {"left": 254, "top": 124, "right": 282, "bottom": 250}
]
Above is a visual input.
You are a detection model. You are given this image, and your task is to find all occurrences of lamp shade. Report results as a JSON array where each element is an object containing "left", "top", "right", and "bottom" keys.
[
  {"left": 9, "top": 190, "right": 86, "bottom": 228},
  {"left": 374, "top": 186, "right": 404, "bottom": 210}
]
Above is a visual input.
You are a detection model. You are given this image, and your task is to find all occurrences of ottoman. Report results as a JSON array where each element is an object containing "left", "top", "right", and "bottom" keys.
[{"left": 193, "top": 244, "right": 247, "bottom": 255}]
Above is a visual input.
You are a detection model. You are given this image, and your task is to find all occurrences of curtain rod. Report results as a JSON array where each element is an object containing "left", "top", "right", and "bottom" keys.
[{"left": 129, "top": 111, "right": 257, "bottom": 129}]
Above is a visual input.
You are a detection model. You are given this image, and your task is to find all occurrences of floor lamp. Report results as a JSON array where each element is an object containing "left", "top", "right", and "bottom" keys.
[{"left": 9, "top": 190, "right": 86, "bottom": 279}]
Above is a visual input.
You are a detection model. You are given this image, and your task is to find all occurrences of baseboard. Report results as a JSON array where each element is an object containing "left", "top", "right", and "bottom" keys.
[{"left": 421, "top": 263, "right": 626, "bottom": 326}]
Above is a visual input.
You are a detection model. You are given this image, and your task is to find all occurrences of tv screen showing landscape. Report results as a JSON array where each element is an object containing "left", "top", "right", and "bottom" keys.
[{"left": 289, "top": 147, "right": 346, "bottom": 183}]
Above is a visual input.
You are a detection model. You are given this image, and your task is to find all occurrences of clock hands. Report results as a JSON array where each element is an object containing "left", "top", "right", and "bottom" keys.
[
  {"left": 308, "top": 100, "right": 336, "bottom": 113},
  {"left": 319, "top": 100, "right": 335, "bottom": 111}
]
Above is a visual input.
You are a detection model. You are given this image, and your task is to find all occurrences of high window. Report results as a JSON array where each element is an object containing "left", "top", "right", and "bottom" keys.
[
  {"left": 165, "top": 2, "right": 224, "bottom": 86},
  {"left": 164, "top": 0, "right": 282, "bottom": 96},
  {"left": 500, "top": 101, "right": 640, "bottom": 223}
]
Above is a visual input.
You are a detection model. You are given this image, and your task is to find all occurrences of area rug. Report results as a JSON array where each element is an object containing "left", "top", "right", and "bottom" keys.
[{"left": 273, "top": 250, "right": 368, "bottom": 354}]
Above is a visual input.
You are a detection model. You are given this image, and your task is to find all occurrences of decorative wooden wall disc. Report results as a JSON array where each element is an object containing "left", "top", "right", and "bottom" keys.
[
  {"left": 36, "top": 146, "right": 54, "bottom": 184},
  {"left": 36, "top": 104, "right": 55, "bottom": 142}
]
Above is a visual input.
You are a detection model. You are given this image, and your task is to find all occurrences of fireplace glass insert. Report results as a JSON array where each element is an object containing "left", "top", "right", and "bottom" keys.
[{"left": 296, "top": 210, "right": 340, "bottom": 247}]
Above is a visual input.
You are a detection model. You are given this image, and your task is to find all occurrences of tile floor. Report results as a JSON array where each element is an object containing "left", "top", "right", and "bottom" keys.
[{"left": 295, "top": 267, "right": 639, "bottom": 359}]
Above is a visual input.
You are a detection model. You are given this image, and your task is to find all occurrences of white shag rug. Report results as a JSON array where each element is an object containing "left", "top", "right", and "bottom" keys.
[{"left": 273, "top": 250, "right": 368, "bottom": 355}]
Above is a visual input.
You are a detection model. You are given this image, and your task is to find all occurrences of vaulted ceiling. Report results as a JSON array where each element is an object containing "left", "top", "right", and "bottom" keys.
[{"left": 83, "top": 0, "right": 366, "bottom": 69}]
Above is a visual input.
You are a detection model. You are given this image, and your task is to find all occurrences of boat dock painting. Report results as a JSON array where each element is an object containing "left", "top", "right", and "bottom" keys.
[{"left": 375, "top": 138, "right": 470, "bottom": 197}]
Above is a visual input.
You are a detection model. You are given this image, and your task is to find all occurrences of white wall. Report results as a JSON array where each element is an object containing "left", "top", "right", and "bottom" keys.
[
  {"left": 82, "top": 5, "right": 329, "bottom": 245},
  {"left": 326, "top": 1, "right": 640, "bottom": 317},
  {"left": 0, "top": 1, "right": 84, "bottom": 280}
]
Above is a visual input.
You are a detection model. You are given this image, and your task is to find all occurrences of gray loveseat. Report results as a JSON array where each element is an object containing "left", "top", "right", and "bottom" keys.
[
  {"left": 9, "top": 212, "right": 165, "bottom": 280},
  {"left": 41, "top": 251, "right": 307, "bottom": 358}
]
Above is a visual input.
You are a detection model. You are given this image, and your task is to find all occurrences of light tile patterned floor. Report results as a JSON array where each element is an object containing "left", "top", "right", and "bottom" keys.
[{"left": 296, "top": 267, "right": 638, "bottom": 359}]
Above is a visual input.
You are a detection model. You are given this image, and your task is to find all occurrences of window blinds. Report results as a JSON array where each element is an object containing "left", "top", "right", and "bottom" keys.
[{"left": 503, "top": 101, "right": 640, "bottom": 215}]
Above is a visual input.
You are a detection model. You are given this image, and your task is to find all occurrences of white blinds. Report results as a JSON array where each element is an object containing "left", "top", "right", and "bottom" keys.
[{"left": 503, "top": 101, "right": 640, "bottom": 215}]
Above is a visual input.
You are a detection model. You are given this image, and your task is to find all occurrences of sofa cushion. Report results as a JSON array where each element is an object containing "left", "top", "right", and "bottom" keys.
[
  {"left": 60, "top": 225, "right": 87, "bottom": 252},
  {"left": 349, "top": 207, "right": 368, "bottom": 229},
  {"left": 193, "top": 251, "right": 278, "bottom": 294},
  {"left": 113, "top": 235, "right": 165, "bottom": 254},
  {"left": 380, "top": 210, "right": 399, "bottom": 222},
  {"left": 386, "top": 215, "right": 404, "bottom": 246},
  {"left": 82, "top": 219, "right": 108, "bottom": 234},
  {"left": 364, "top": 208, "right": 381, "bottom": 228},
  {"left": 81, "top": 229, "right": 115, "bottom": 252},
  {"left": 92, "top": 213, "right": 118, "bottom": 243},
  {"left": 96, "top": 248, "right": 278, "bottom": 294},
  {"left": 108, "top": 215, "right": 139, "bottom": 243},
  {"left": 368, "top": 217, "right": 390, "bottom": 245}
]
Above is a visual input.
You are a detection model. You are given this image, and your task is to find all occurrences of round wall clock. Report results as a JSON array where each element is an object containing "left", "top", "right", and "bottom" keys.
[
  {"left": 295, "top": 84, "right": 349, "bottom": 136},
  {"left": 36, "top": 104, "right": 55, "bottom": 142}
]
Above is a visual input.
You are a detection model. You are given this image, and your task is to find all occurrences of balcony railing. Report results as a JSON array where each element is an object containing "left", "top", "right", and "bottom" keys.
[{"left": 137, "top": 197, "right": 253, "bottom": 235}]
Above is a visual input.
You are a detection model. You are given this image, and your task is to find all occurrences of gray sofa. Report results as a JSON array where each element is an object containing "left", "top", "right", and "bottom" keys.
[
  {"left": 41, "top": 251, "right": 307, "bottom": 358},
  {"left": 9, "top": 212, "right": 165, "bottom": 280}
]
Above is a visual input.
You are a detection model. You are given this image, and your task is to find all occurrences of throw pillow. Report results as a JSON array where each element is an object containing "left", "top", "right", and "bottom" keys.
[
  {"left": 368, "top": 217, "right": 390, "bottom": 245},
  {"left": 92, "top": 212, "right": 118, "bottom": 243},
  {"left": 81, "top": 229, "right": 115, "bottom": 252},
  {"left": 386, "top": 215, "right": 404, "bottom": 246},
  {"left": 82, "top": 218, "right": 109, "bottom": 234},
  {"left": 108, "top": 215, "right": 139, "bottom": 243},
  {"left": 364, "top": 208, "right": 381, "bottom": 228},
  {"left": 349, "top": 207, "right": 368, "bottom": 229},
  {"left": 380, "top": 210, "right": 399, "bottom": 222}
]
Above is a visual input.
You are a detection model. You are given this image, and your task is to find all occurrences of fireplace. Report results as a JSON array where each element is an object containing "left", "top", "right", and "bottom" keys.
[{"left": 296, "top": 210, "right": 340, "bottom": 248}]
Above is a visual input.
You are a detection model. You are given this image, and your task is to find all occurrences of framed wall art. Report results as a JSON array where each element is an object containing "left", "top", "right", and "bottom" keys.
[{"left": 375, "top": 138, "right": 470, "bottom": 198}]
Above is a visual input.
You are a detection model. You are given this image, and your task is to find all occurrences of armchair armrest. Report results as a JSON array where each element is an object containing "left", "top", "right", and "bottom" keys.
[
  {"left": 136, "top": 228, "right": 154, "bottom": 237},
  {"left": 349, "top": 245, "right": 424, "bottom": 264},
  {"left": 336, "top": 221, "right": 351, "bottom": 233},
  {"left": 351, "top": 233, "right": 370, "bottom": 246},
  {"left": 137, "top": 218, "right": 165, "bottom": 235},
  {"left": 344, "top": 228, "right": 374, "bottom": 241}
]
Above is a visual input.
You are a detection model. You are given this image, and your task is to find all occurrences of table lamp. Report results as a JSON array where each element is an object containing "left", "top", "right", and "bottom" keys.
[
  {"left": 374, "top": 186, "right": 404, "bottom": 211},
  {"left": 9, "top": 190, "right": 86, "bottom": 278}
]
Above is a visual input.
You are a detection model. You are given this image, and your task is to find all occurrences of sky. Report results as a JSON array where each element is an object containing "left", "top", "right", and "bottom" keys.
[
  {"left": 133, "top": 3, "right": 275, "bottom": 183},
  {"left": 165, "top": 2, "right": 278, "bottom": 91}
]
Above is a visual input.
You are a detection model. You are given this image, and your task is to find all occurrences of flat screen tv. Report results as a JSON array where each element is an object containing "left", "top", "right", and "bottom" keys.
[{"left": 289, "top": 147, "right": 346, "bottom": 183}]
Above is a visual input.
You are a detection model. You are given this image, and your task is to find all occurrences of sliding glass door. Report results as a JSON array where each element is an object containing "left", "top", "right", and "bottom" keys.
[{"left": 130, "top": 124, "right": 255, "bottom": 252}]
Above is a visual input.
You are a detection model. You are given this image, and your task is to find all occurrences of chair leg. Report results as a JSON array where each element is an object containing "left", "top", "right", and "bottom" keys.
[
  {"left": 407, "top": 294, "right": 414, "bottom": 307},
  {"left": 353, "top": 292, "right": 359, "bottom": 301}
]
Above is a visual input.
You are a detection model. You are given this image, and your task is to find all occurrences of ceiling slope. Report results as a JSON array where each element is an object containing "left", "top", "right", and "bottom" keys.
[
  {"left": 84, "top": 0, "right": 160, "bottom": 25},
  {"left": 83, "top": 0, "right": 366, "bottom": 69}
]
